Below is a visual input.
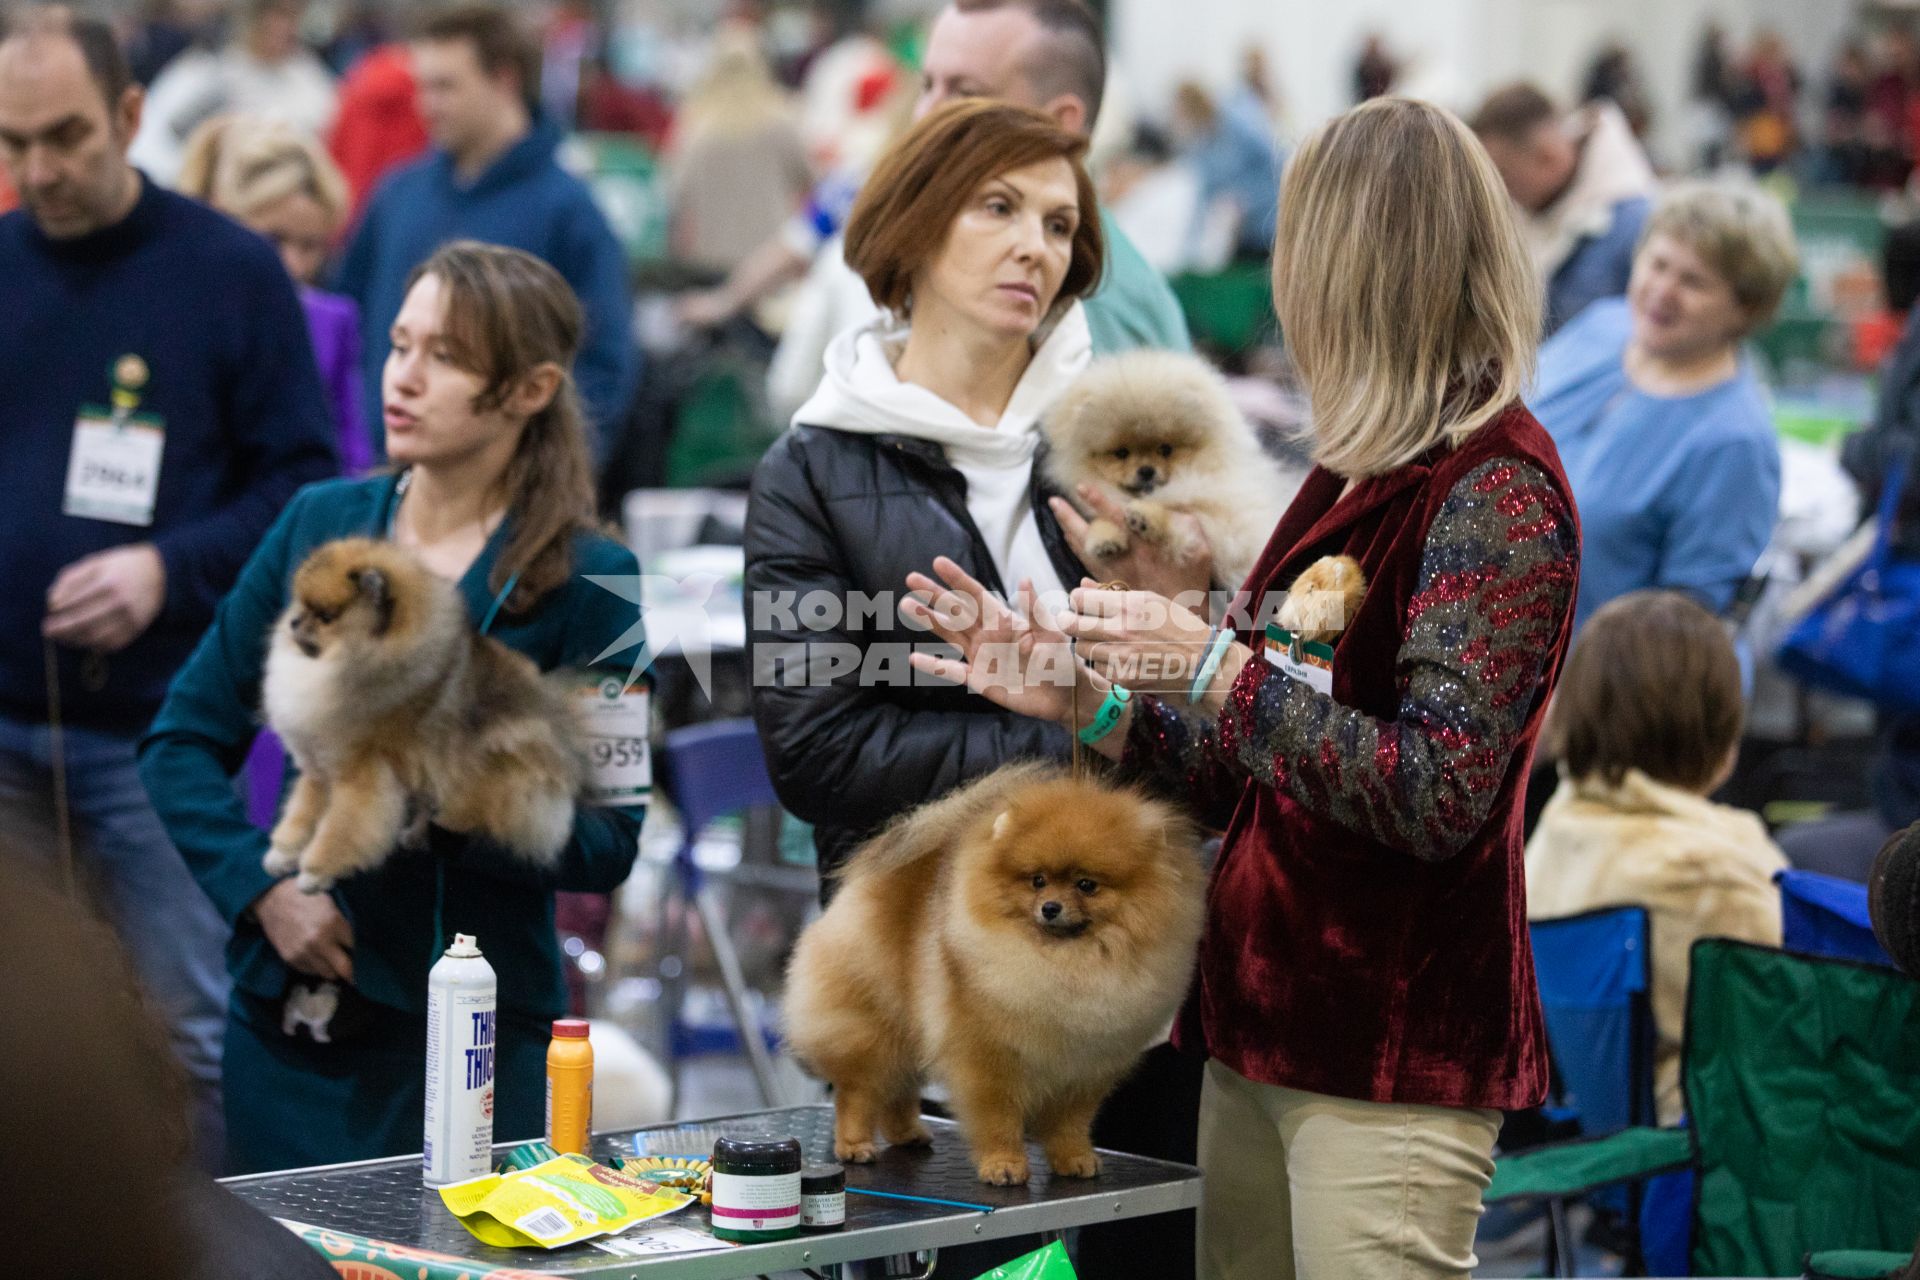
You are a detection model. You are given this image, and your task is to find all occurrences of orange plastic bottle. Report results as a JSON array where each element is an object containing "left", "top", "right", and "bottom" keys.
[{"left": 545, "top": 1019, "right": 594, "bottom": 1155}]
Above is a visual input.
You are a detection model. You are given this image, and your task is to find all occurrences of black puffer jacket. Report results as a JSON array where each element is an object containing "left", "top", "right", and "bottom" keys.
[{"left": 745, "top": 426, "right": 1088, "bottom": 882}]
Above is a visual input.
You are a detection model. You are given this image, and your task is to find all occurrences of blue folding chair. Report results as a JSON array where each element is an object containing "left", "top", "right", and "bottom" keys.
[
  {"left": 1531, "top": 905, "right": 1657, "bottom": 1137},
  {"left": 1527, "top": 906, "right": 1657, "bottom": 1275},
  {"left": 1778, "top": 868, "right": 1896, "bottom": 968},
  {"left": 654, "top": 718, "right": 786, "bottom": 1112}
]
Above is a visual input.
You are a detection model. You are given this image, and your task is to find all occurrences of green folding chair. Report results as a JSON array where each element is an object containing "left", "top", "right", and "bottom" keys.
[
  {"left": 1170, "top": 262, "right": 1276, "bottom": 355},
  {"left": 1803, "top": 1250, "right": 1916, "bottom": 1280},
  {"left": 1488, "top": 940, "right": 1920, "bottom": 1277},
  {"left": 664, "top": 360, "right": 779, "bottom": 489}
]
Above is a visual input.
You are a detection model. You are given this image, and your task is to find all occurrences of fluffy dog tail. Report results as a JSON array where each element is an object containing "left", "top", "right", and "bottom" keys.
[
  {"left": 837, "top": 760, "right": 1064, "bottom": 886},
  {"left": 494, "top": 782, "right": 578, "bottom": 863}
]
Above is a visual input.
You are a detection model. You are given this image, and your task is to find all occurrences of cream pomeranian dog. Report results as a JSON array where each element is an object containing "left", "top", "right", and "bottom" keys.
[
  {"left": 1042, "top": 350, "right": 1288, "bottom": 589},
  {"left": 261, "top": 537, "right": 584, "bottom": 892},
  {"left": 783, "top": 762, "right": 1205, "bottom": 1185}
]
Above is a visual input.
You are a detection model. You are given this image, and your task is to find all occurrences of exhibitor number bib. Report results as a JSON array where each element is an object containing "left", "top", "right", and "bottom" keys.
[
  {"left": 64, "top": 411, "right": 164, "bottom": 527},
  {"left": 572, "top": 675, "right": 651, "bottom": 805}
]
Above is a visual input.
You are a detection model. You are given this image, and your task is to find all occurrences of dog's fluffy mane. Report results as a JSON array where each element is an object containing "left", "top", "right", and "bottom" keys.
[{"left": 836, "top": 760, "right": 1060, "bottom": 885}]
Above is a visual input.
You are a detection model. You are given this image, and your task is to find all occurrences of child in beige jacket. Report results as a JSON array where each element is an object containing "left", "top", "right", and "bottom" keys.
[{"left": 1527, "top": 591, "right": 1787, "bottom": 1124}]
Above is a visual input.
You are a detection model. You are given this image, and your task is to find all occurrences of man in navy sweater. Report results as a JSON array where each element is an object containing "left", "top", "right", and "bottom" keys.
[
  {"left": 336, "top": 5, "right": 635, "bottom": 459},
  {"left": 0, "top": 9, "right": 336, "bottom": 1163}
]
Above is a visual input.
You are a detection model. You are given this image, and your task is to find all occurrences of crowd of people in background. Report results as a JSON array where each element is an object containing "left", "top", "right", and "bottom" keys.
[
  {"left": 15, "top": 5, "right": 1920, "bottom": 281},
  {"left": 1349, "top": 18, "right": 1920, "bottom": 193}
]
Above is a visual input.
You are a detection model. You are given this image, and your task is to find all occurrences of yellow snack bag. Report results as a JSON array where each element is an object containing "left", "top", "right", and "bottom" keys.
[{"left": 439, "top": 1153, "right": 695, "bottom": 1248}]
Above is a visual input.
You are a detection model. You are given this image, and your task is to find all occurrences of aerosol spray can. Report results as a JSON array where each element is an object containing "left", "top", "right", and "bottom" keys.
[{"left": 424, "top": 933, "right": 496, "bottom": 1186}]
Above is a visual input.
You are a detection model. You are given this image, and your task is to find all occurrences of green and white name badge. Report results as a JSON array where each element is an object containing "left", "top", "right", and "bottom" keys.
[
  {"left": 1262, "top": 623, "right": 1334, "bottom": 695},
  {"left": 63, "top": 408, "right": 165, "bottom": 526},
  {"left": 572, "top": 674, "right": 652, "bottom": 806}
]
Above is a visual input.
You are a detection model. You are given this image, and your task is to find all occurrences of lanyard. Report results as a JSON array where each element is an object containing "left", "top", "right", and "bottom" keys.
[
  {"left": 383, "top": 469, "right": 519, "bottom": 636},
  {"left": 478, "top": 573, "right": 520, "bottom": 638}
]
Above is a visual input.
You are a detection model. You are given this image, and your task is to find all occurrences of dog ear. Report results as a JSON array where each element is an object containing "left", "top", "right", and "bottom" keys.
[
  {"left": 352, "top": 567, "right": 395, "bottom": 635},
  {"left": 992, "top": 810, "right": 1012, "bottom": 842}
]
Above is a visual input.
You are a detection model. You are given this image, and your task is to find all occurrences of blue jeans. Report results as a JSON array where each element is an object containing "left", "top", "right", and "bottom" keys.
[{"left": 0, "top": 715, "right": 230, "bottom": 1166}]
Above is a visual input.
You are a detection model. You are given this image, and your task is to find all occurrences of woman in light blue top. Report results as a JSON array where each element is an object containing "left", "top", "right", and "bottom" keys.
[{"left": 1530, "top": 181, "right": 1799, "bottom": 632}]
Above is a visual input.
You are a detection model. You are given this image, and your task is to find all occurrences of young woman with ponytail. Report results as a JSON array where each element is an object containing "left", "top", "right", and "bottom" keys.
[{"left": 141, "top": 242, "right": 647, "bottom": 1173}]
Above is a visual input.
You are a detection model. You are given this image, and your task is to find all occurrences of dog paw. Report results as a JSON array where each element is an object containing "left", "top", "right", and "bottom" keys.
[
  {"left": 262, "top": 846, "right": 299, "bottom": 877},
  {"left": 887, "top": 1122, "right": 935, "bottom": 1148},
  {"left": 1046, "top": 1147, "right": 1102, "bottom": 1178},
  {"left": 834, "top": 1138, "right": 878, "bottom": 1164},
  {"left": 1127, "top": 501, "right": 1173, "bottom": 541},
  {"left": 975, "top": 1153, "right": 1030, "bottom": 1186},
  {"left": 1085, "top": 518, "right": 1129, "bottom": 562},
  {"left": 294, "top": 870, "right": 333, "bottom": 896}
]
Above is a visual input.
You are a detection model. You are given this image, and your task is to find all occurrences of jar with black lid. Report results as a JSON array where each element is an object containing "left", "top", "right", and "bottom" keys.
[
  {"left": 800, "top": 1162, "right": 846, "bottom": 1232},
  {"left": 709, "top": 1136, "right": 803, "bottom": 1243}
]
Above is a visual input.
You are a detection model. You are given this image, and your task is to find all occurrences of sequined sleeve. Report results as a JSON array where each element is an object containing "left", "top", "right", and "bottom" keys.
[{"left": 1119, "top": 458, "right": 1578, "bottom": 859}]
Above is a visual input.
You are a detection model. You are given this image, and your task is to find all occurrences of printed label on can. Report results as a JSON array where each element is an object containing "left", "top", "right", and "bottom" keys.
[
  {"left": 710, "top": 1171, "right": 801, "bottom": 1231},
  {"left": 424, "top": 990, "right": 496, "bottom": 1184},
  {"left": 800, "top": 1190, "right": 846, "bottom": 1227}
]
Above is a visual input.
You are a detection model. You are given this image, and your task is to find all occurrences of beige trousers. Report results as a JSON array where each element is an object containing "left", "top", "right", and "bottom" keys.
[{"left": 1196, "top": 1059, "right": 1501, "bottom": 1280}]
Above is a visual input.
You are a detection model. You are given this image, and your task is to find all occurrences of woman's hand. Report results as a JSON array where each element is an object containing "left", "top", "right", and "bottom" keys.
[
  {"left": 254, "top": 879, "right": 355, "bottom": 984},
  {"left": 1058, "top": 580, "right": 1217, "bottom": 699},
  {"left": 1049, "top": 487, "right": 1214, "bottom": 608},
  {"left": 903, "top": 557, "right": 1083, "bottom": 726}
]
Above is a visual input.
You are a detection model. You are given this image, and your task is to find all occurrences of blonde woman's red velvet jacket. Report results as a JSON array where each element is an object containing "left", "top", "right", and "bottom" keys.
[{"left": 1122, "top": 403, "right": 1580, "bottom": 1110}]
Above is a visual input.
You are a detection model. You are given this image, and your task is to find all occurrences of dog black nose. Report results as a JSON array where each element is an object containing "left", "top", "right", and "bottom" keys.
[
  {"left": 1135, "top": 465, "right": 1157, "bottom": 482},
  {"left": 1041, "top": 901, "right": 1063, "bottom": 921}
]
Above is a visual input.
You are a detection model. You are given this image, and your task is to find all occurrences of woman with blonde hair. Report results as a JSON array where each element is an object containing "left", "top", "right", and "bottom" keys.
[
  {"left": 180, "top": 114, "right": 371, "bottom": 473},
  {"left": 667, "top": 28, "right": 812, "bottom": 275},
  {"left": 909, "top": 97, "right": 1581, "bottom": 1278}
]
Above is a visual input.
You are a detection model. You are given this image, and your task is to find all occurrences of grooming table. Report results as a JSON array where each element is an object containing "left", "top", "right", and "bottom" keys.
[{"left": 224, "top": 1104, "right": 1203, "bottom": 1278}]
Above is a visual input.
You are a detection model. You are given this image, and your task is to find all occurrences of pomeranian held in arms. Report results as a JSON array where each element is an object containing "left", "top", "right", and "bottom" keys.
[
  {"left": 262, "top": 536, "right": 585, "bottom": 891},
  {"left": 783, "top": 762, "right": 1206, "bottom": 1185},
  {"left": 1042, "top": 349, "right": 1288, "bottom": 590}
]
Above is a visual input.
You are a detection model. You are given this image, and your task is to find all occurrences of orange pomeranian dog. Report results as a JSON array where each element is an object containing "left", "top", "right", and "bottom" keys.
[
  {"left": 783, "top": 763, "right": 1206, "bottom": 1185},
  {"left": 260, "top": 537, "right": 585, "bottom": 893},
  {"left": 1274, "top": 554, "right": 1367, "bottom": 645}
]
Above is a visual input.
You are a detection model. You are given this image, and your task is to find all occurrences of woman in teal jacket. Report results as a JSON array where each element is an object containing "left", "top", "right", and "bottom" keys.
[{"left": 142, "top": 242, "right": 648, "bottom": 1174}]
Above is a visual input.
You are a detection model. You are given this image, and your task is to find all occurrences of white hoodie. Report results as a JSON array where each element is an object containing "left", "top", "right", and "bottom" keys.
[
  {"left": 791, "top": 304, "right": 1092, "bottom": 601},
  {"left": 1524, "top": 101, "right": 1657, "bottom": 283}
]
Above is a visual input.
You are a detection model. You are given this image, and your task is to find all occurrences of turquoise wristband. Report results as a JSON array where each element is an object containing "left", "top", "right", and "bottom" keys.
[
  {"left": 1189, "top": 626, "right": 1235, "bottom": 704},
  {"left": 1076, "top": 682, "right": 1133, "bottom": 746}
]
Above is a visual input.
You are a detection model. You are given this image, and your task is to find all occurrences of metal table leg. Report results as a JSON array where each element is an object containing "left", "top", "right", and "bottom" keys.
[{"left": 693, "top": 872, "right": 784, "bottom": 1106}]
